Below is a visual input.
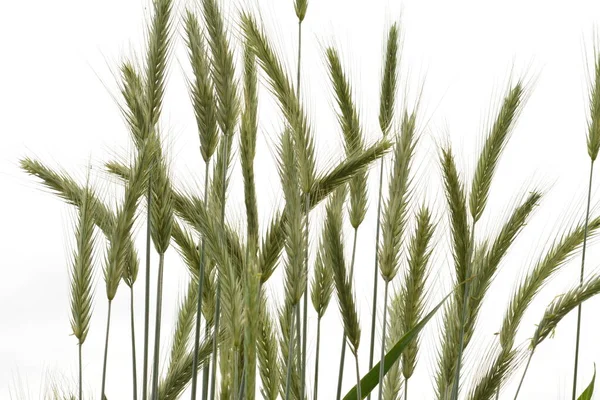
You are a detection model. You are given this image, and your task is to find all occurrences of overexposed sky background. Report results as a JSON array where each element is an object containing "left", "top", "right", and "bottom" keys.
[{"left": 3, "top": 0, "right": 600, "bottom": 398}]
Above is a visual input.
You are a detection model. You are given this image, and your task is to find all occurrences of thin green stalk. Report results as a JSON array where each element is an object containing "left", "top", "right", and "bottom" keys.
[
  {"left": 191, "top": 161, "right": 210, "bottom": 399},
  {"left": 296, "top": 301, "right": 302, "bottom": 383},
  {"left": 234, "top": 349, "right": 239, "bottom": 400},
  {"left": 202, "top": 324, "right": 210, "bottom": 400},
  {"left": 285, "top": 306, "right": 296, "bottom": 400},
  {"left": 377, "top": 280, "right": 390, "bottom": 400},
  {"left": 514, "top": 350, "right": 535, "bottom": 400},
  {"left": 130, "top": 286, "right": 139, "bottom": 400},
  {"left": 78, "top": 343, "right": 82, "bottom": 400},
  {"left": 405, "top": 378, "right": 408, "bottom": 400},
  {"left": 210, "top": 139, "right": 230, "bottom": 400},
  {"left": 151, "top": 253, "right": 166, "bottom": 400},
  {"left": 301, "top": 194, "right": 309, "bottom": 400},
  {"left": 209, "top": 284, "right": 221, "bottom": 400},
  {"left": 296, "top": 14, "right": 309, "bottom": 399},
  {"left": 336, "top": 228, "right": 359, "bottom": 399},
  {"left": 572, "top": 160, "right": 595, "bottom": 399},
  {"left": 451, "top": 227, "right": 476, "bottom": 400},
  {"left": 143, "top": 178, "right": 152, "bottom": 400},
  {"left": 369, "top": 158, "right": 385, "bottom": 389},
  {"left": 100, "top": 300, "right": 113, "bottom": 399},
  {"left": 313, "top": 316, "right": 322, "bottom": 400},
  {"left": 355, "top": 353, "right": 362, "bottom": 400}
]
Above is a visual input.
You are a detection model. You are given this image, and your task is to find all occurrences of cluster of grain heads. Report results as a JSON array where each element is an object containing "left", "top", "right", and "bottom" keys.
[
  {"left": 182, "top": 8, "right": 220, "bottom": 399},
  {"left": 377, "top": 109, "right": 417, "bottom": 400},
  {"left": 572, "top": 43, "right": 600, "bottom": 400},
  {"left": 325, "top": 44, "right": 369, "bottom": 399},
  {"left": 368, "top": 24, "right": 401, "bottom": 398},
  {"left": 23, "top": 1, "right": 600, "bottom": 399},
  {"left": 325, "top": 186, "right": 364, "bottom": 399},
  {"left": 434, "top": 80, "right": 526, "bottom": 400}
]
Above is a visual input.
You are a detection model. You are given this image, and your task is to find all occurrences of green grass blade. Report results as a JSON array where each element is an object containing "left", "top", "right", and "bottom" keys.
[{"left": 578, "top": 365, "right": 596, "bottom": 400}]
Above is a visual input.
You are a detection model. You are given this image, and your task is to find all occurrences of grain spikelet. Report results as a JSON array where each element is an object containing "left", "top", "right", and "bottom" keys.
[
  {"left": 379, "top": 111, "right": 417, "bottom": 282},
  {"left": 470, "top": 81, "right": 525, "bottom": 222},
  {"left": 183, "top": 10, "right": 219, "bottom": 163}
]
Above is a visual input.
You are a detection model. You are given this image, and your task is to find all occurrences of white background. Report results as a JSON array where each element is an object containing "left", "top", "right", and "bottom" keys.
[{"left": 2, "top": 0, "right": 600, "bottom": 398}]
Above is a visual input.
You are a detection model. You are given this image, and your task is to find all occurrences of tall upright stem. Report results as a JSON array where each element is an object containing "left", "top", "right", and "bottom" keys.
[
  {"left": 514, "top": 350, "right": 535, "bottom": 400},
  {"left": 377, "top": 280, "right": 390, "bottom": 400},
  {"left": 100, "top": 300, "right": 113, "bottom": 399},
  {"left": 285, "top": 306, "right": 296, "bottom": 400},
  {"left": 354, "top": 354, "right": 362, "bottom": 400},
  {"left": 336, "top": 228, "right": 359, "bottom": 400},
  {"left": 78, "top": 343, "right": 82, "bottom": 400},
  {"left": 202, "top": 324, "right": 211, "bottom": 400},
  {"left": 295, "top": 17, "right": 309, "bottom": 400},
  {"left": 572, "top": 160, "right": 595, "bottom": 399},
  {"left": 191, "top": 161, "right": 210, "bottom": 399},
  {"left": 405, "top": 378, "right": 408, "bottom": 400},
  {"left": 301, "top": 193, "right": 309, "bottom": 400},
  {"left": 142, "top": 177, "right": 152, "bottom": 400},
  {"left": 451, "top": 226, "right": 476, "bottom": 400},
  {"left": 151, "top": 253, "right": 165, "bottom": 400},
  {"left": 368, "top": 158, "right": 385, "bottom": 400},
  {"left": 210, "top": 140, "right": 230, "bottom": 400},
  {"left": 130, "top": 286, "right": 138, "bottom": 400},
  {"left": 313, "top": 317, "right": 322, "bottom": 400}
]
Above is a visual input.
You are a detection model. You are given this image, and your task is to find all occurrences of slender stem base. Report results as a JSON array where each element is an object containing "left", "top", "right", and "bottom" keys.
[
  {"left": 313, "top": 317, "right": 322, "bottom": 400},
  {"left": 336, "top": 228, "right": 360, "bottom": 400},
  {"left": 150, "top": 254, "right": 165, "bottom": 400},
  {"left": 285, "top": 305, "right": 297, "bottom": 400},
  {"left": 202, "top": 324, "right": 210, "bottom": 400},
  {"left": 377, "top": 281, "right": 390, "bottom": 400},
  {"left": 100, "top": 300, "right": 113, "bottom": 399},
  {"left": 78, "top": 343, "right": 82, "bottom": 400},
  {"left": 130, "top": 286, "right": 138, "bottom": 400},
  {"left": 450, "top": 226, "right": 476, "bottom": 400},
  {"left": 572, "top": 160, "right": 595, "bottom": 399},
  {"left": 191, "top": 161, "right": 210, "bottom": 399},
  {"left": 514, "top": 350, "right": 534, "bottom": 400},
  {"left": 142, "top": 179, "right": 152, "bottom": 400},
  {"left": 368, "top": 158, "right": 385, "bottom": 400},
  {"left": 209, "top": 137, "right": 230, "bottom": 400},
  {"left": 355, "top": 354, "right": 362, "bottom": 400}
]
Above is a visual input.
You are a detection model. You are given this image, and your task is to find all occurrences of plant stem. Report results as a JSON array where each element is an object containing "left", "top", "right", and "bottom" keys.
[
  {"left": 405, "top": 378, "right": 408, "bottom": 400},
  {"left": 450, "top": 225, "right": 476, "bottom": 400},
  {"left": 191, "top": 161, "right": 210, "bottom": 399},
  {"left": 78, "top": 342, "right": 82, "bottom": 400},
  {"left": 100, "top": 300, "right": 113, "bottom": 399},
  {"left": 368, "top": 158, "right": 385, "bottom": 400},
  {"left": 285, "top": 305, "right": 296, "bottom": 400},
  {"left": 336, "top": 228, "right": 359, "bottom": 400},
  {"left": 143, "top": 177, "right": 152, "bottom": 400},
  {"left": 202, "top": 323, "right": 210, "bottom": 400},
  {"left": 233, "top": 348, "right": 239, "bottom": 400},
  {"left": 514, "top": 350, "right": 535, "bottom": 400},
  {"left": 377, "top": 280, "right": 390, "bottom": 400},
  {"left": 572, "top": 160, "right": 595, "bottom": 399},
  {"left": 296, "top": 16, "right": 309, "bottom": 400},
  {"left": 355, "top": 353, "right": 362, "bottom": 400},
  {"left": 210, "top": 140, "right": 230, "bottom": 400},
  {"left": 151, "top": 253, "right": 165, "bottom": 400},
  {"left": 130, "top": 286, "right": 138, "bottom": 400},
  {"left": 313, "top": 317, "right": 322, "bottom": 400}
]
